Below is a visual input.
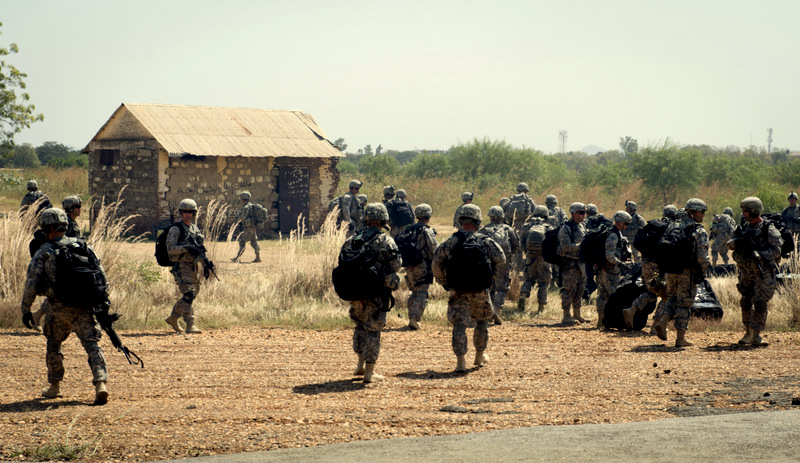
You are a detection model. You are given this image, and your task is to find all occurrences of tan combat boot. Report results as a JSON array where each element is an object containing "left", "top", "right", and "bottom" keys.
[
  {"left": 573, "top": 307, "right": 588, "bottom": 324},
  {"left": 363, "top": 363, "right": 384, "bottom": 383},
  {"left": 41, "top": 382, "right": 62, "bottom": 398},
  {"left": 622, "top": 307, "right": 636, "bottom": 329},
  {"left": 492, "top": 313, "right": 503, "bottom": 325},
  {"left": 751, "top": 330, "right": 769, "bottom": 347},
  {"left": 353, "top": 355, "right": 365, "bottom": 375},
  {"left": 408, "top": 318, "right": 421, "bottom": 330},
  {"left": 185, "top": 322, "right": 202, "bottom": 334},
  {"left": 562, "top": 309, "right": 577, "bottom": 325},
  {"left": 164, "top": 314, "right": 184, "bottom": 333},
  {"left": 738, "top": 326, "right": 753, "bottom": 345},
  {"left": 654, "top": 315, "right": 670, "bottom": 341},
  {"left": 675, "top": 330, "right": 693, "bottom": 347},
  {"left": 93, "top": 381, "right": 108, "bottom": 406},
  {"left": 252, "top": 252, "right": 262, "bottom": 263},
  {"left": 474, "top": 350, "right": 489, "bottom": 367},
  {"left": 455, "top": 355, "right": 467, "bottom": 373}
]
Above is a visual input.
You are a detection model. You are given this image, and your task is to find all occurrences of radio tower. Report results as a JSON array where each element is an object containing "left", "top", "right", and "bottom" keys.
[
  {"left": 767, "top": 128, "right": 773, "bottom": 153},
  {"left": 559, "top": 130, "right": 567, "bottom": 154}
]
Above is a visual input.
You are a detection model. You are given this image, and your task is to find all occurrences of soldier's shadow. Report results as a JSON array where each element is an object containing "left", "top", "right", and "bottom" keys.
[
  {"left": 0, "top": 331, "right": 42, "bottom": 338},
  {"left": 122, "top": 332, "right": 176, "bottom": 338},
  {"left": 293, "top": 379, "right": 365, "bottom": 395},
  {"left": 0, "top": 398, "right": 86, "bottom": 413},
  {"left": 702, "top": 343, "right": 760, "bottom": 352},
  {"left": 630, "top": 344, "right": 684, "bottom": 353},
  {"left": 396, "top": 369, "right": 480, "bottom": 380}
]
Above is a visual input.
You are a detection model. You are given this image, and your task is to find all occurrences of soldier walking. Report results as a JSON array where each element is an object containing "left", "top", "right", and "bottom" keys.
[
  {"left": 434, "top": 205, "right": 506, "bottom": 373},
  {"left": 518, "top": 205, "right": 553, "bottom": 314},
  {"left": 505, "top": 183, "right": 536, "bottom": 231},
  {"left": 164, "top": 199, "right": 206, "bottom": 334},
  {"left": 453, "top": 192, "right": 474, "bottom": 229},
  {"left": 19, "top": 179, "right": 51, "bottom": 215},
  {"left": 557, "top": 203, "right": 588, "bottom": 324},
  {"left": 478, "top": 206, "right": 521, "bottom": 324},
  {"left": 62, "top": 196, "right": 83, "bottom": 239},
  {"left": 232, "top": 191, "right": 262, "bottom": 263},
  {"left": 399, "top": 204, "right": 438, "bottom": 330},
  {"left": 339, "top": 180, "right": 364, "bottom": 237},
  {"left": 710, "top": 207, "right": 736, "bottom": 266}
]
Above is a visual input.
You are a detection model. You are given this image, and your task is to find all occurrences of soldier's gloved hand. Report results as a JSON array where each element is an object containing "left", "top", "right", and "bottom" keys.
[
  {"left": 22, "top": 312, "right": 35, "bottom": 329},
  {"left": 185, "top": 245, "right": 201, "bottom": 256}
]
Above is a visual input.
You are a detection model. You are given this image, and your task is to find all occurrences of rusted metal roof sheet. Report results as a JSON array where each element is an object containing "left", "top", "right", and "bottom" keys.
[{"left": 87, "top": 103, "right": 343, "bottom": 158}]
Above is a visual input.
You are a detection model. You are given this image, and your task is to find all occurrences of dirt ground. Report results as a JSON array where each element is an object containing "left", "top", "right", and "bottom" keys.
[{"left": 2, "top": 320, "right": 800, "bottom": 462}]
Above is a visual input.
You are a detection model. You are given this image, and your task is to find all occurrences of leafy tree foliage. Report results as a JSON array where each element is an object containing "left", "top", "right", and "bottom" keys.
[
  {"left": 332, "top": 137, "right": 347, "bottom": 152},
  {"left": 9, "top": 142, "right": 39, "bottom": 167},
  {"left": 0, "top": 22, "right": 43, "bottom": 150},
  {"left": 619, "top": 136, "right": 638, "bottom": 155},
  {"left": 629, "top": 141, "right": 703, "bottom": 204}
]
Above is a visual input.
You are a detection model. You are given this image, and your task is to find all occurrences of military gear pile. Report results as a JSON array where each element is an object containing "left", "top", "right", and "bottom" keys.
[
  {"left": 155, "top": 223, "right": 185, "bottom": 267},
  {"left": 332, "top": 230, "right": 387, "bottom": 301},
  {"left": 52, "top": 239, "right": 108, "bottom": 310},
  {"left": 444, "top": 231, "right": 493, "bottom": 292}
]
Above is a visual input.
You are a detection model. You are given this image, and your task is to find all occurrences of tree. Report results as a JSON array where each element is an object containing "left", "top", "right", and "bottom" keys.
[
  {"left": 0, "top": 22, "right": 44, "bottom": 150},
  {"left": 332, "top": 137, "right": 347, "bottom": 152},
  {"left": 629, "top": 141, "right": 702, "bottom": 204},
  {"left": 375, "top": 144, "right": 383, "bottom": 156},
  {"left": 619, "top": 136, "right": 638, "bottom": 155},
  {"left": 35, "top": 141, "right": 75, "bottom": 166},
  {"left": 10, "top": 142, "right": 39, "bottom": 167}
]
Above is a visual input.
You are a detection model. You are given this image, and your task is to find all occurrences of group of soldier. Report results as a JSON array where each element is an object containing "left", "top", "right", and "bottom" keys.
[{"left": 335, "top": 179, "right": 794, "bottom": 382}]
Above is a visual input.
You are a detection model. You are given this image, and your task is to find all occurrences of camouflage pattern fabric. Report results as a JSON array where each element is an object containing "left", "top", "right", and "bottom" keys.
[
  {"left": 547, "top": 206, "right": 567, "bottom": 229},
  {"left": 20, "top": 190, "right": 45, "bottom": 207},
  {"left": 710, "top": 213, "right": 736, "bottom": 264},
  {"left": 623, "top": 213, "right": 646, "bottom": 263},
  {"left": 663, "top": 216, "right": 710, "bottom": 331},
  {"left": 167, "top": 223, "right": 204, "bottom": 324},
  {"left": 781, "top": 204, "right": 800, "bottom": 234},
  {"left": 506, "top": 193, "right": 537, "bottom": 231},
  {"left": 595, "top": 229, "right": 626, "bottom": 316},
  {"left": 65, "top": 217, "right": 82, "bottom": 239},
  {"left": 519, "top": 218, "right": 553, "bottom": 303},
  {"left": 339, "top": 192, "right": 363, "bottom": 236},
  {"left": 558, "top": 221, "right": 586, "bottom": 311},
  {"left": 404, "top": 225, "right": 438, "bottom": 322},
  {"left": 236, "top": 202, "right": 261, "bottom": 253},
  {"left": 453, "top": 204, "right": 467, "bottom": 229},
  {"left": 478, "top": 221, "right": 521, "bottom": 311}
]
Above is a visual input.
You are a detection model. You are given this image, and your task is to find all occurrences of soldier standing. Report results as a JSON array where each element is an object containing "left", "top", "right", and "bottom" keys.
[
  {"left": 518, "top": 205, "right": 553, "bottom": 314},
  {"left": 653, "top": 198, "right": 710, "bottom": 347},
  {"left": 505, "top": 183, "right": 536, "bottom": 231},
  {"left": 382, "top": 185, "right": 395, "bottom": 206},
  {"left": 339, "top": 180, "right": 363, "bottom": 237},
  {"left": 478, "top": 206, "right": 522, "bottom": 325},
  {"left": 781, "top": 192, "right": 800, "bottom": 237},
  {"left": 624, "top": 201, "right": 646, "bottom": 264},
  {"left": 232, "top": 191, "right": 262, "bottom": 263},
  {"left": 557, "top": 203, "right": 588, "bottom": 324},
  {"left": 164, "top": 199, "right": 205, "bottom": 334},
  {"left": 545, "top": 195, "right": 567, "bottom": 286},
  {"left": 19, "top": 180, "right": 51, "bottom": 215},
  {"left": 595, "top": 211, "right": 633, "bottom": 329},
  {"left": 710, "top": 207, "right": 736, "bottom": 266},
  {"left": 387, "top": 189, "right": 415, "bottom": 239},
  {"left": 582, "top": 204, "right": 609, "bottom": 302},
  {"left": 453, "top": 192, "right": 474, "bottom": 229},
  {"left": 433, "top": 205, "right": 506, "bottom": 373},
  {"left": 727, "top": 197, "right": 782, "bottom": 347},
  {"left": 400, "top": 204, "right": 438, "bottom": 330},
  {"left": 344, "top": 203, "right": 401, "bottom": 383},
  {"left": 62, "top": 196, "right": 83, "bottom": 239},
  {"left": 20, "top": 208, "right": 110, "bottom": 405}
]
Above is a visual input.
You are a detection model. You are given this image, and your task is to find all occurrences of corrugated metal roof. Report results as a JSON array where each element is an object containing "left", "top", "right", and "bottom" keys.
[{"left": 88, "top": 103, "right": 343, "bottom": 158}]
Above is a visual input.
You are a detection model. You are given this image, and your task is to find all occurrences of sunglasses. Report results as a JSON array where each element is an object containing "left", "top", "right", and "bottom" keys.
[
  {"left": 73, "top": 204, "right": 82, "bottom": 208},
  {"left": 576, "top": 211, "right": 586, "bottom": 214}
]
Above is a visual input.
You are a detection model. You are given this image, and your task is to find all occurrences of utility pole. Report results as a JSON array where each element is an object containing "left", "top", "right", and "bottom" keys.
[
  {"left": 767, "top": 128, "right": 773, "bottom": 153},
  {"left": 559, "top": 130, "right": 567, "bottom": 154}
]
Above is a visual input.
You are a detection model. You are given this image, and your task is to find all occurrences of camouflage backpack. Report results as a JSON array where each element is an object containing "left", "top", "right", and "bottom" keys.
[
  {"left": 505, "top": 193, "right": 532, "bottom": 224},
  {"left": 524, "top": 223, "right": 547, "bottom": 257}
]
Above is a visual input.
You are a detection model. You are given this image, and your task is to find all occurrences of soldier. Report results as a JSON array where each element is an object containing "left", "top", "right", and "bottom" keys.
[
  {"left": 400, "top": 203, "right": 438, "bottom": 330},
  {"left": 344, "top": 203, "right": 401, "bottom": 383},
  {"left": 339, "top": 179, "right": 363, "bottom": 237},
  {"left": 433, "top": 204, "right": 506, "bottom": 373},
  {"left": 710, "top": 207, "right": 736, "bottom": 266},
  {"left": 61, "top": 196, "right": 83, "bottom": 239},
  {"left": 545, "top": 195, "right": 567, "bottom": 229},
  {"left": 595, "top": 211, "right": 633, "bottom": 329},
  {"left": 382, "top": 185, "right": 395, "bottom": 206},
  {"left": 453, "top": 192, "right": 474, "bottom": 229},
  {"left": 624, "top": 201, "right": 646, "bottom": 264},
  {"left": 557, "top": 203, "right": 588, "bottom": 324},
  {"left": 19, "top": 179, "right": 51, "bottom": 215},
  {"left": 387, "top": 189, "right": 415, "bottom": 239},
  {"left": 232, "top": 191, "right": 262, "bottom": 263},
  {"left": 20, "top": 208, "right": 110, "bottom": 405},
  {"left": 505, "top": 183, "right": 536, "bottom": 231},
  {"left": 518, "top": 205, "right": 552, "bottom": 314},
  {"left": 164, "top": 199, "right": 206, "bottom": 334},
  {"left": 663, "top": 204, "right": 679, "bottom": 221},
  {"left": 478, "top": 206, "right": 522, "bottom": 325},
  {"left": 653, "top": 198, "right": 711, "bottom": 347},
  {"left": 781, "top": 192, "right": 800, "bottom": 236},
  {"left": 357, "top": 194, "right": 368, "bottom": 228},
  {"left": 582, "top": 203, "right": 608, "bottom": 302},
  {"left": 727, "top": 197, "right": 782, "bottom": 347}
]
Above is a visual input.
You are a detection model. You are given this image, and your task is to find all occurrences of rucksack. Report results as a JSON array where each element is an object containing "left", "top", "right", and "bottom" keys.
[
  {"left": 327, "top": 196, "right": 341, "bottom": 213},
  {"left": 525, "top": 223, "right": 547, "bottom": 256},
  {"left": 655, "top": 222, "right": 701, "bottom": 274},
  {"left": 691, "top": 279, "right": 723, "bottom": 319},
  {"left": 332, "top": 230, "right": 387, "bottom": 301},
  {"left": 542, "top": 226, "right": 562, "bottom": 264},
  {"left": 396, "top": 224, "right": 426, "bottom": 267},
  {"left": 51, "top": 239, "right": 108, "bottom": 310},
  {"left": 762, "top": 214, "right": 795, "bottom": 258},
  {"left": 445, "top": 231, "right": 494, "bottom": 292},
  {"left": 586, "top": 215, "right": 612, "bottom": 231},
  {"left": 506, "top": 194, "right": 531, "bottom": 223},
  {"left": 252, "top": 203, "right": 268, "bottom": 226},
  {"left": 579, "top": 225, "right": 612, "bottom": 268},
  {"left": 633, "top": 219, "right": 668, "bottom": 259},
  {"left": 29, "top": 229, "right": 48, "bottom": 257},
  {"left": 155, "top": 223, "right": 185, "bottom": 267},
  {"left": 388, "top": 200, "right": 415, "bottom": 227}
]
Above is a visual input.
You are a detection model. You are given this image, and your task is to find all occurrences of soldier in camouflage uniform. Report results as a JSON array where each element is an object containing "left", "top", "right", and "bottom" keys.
[
  {"left": 20, "top": 208, "right": 110, "bottom": 405},
  {"left": 518, "top": 205, "right": 553, "bottom": 314},
  {"left": 62, "top": 196, "right": 83, "bottom": 239},
  {"left": 499, "top": 197, "right": 510, "bottom": 224},
  {"left": 402, "top": 204, "right": 438, "bottom": 330},
  {"left": 781, "top": 192, "right": 800, "bottom": 236},
  {"left": 582, "top": 204, "right": 608, "bottom": 301},
  {"left": 339, "top": 180, "right": 364, "bottom": 237},
  {"left": 478, "top": 206, "right": 522, "bottom": 325},
  {"left": 505, "top": 183, "right": 537, "bottom": 231},
  {"left": 382, "top": 185, "right": 395, "bottom": 206},
  {"left": 164, "top": 199, "right": 206, "bottom": 334},
  {"left": 663, "top": 204, "right": 679, "bottom": 221},
  {"left": 727, "top": 197, "right": 782, "bottom": 347},
  {"left": 653, "top": 198, "right": 710, "bottom": 347},
  {"left": 595, "top": 211, "right": 633, "bottom": 329},
  {"left": 558, "top": 203, "right": 588, "bottom": 324},
  {"left": 232, "top": 191, "right": 262, "bottom": 263},
  {"left": 434, "top": 204, "right": 507, "bottom": 373},
  {"left": 19, "top": 180, "right": 51, "bottom": 215},
  {"left": 710, "top": 207, "right": 736, "bottom": 266},
  {"left": 344, "top": 203, "right": 401, "bottom": 383},
  {"left": 388, "top": 189, "right": 414, "bottom": 239},
  {"left": 453, "top": 192, "right": 474, "bottom": 229},
  {"left": 545, "top": 195, "right": 567, "bottom": 287},
  {"left": 624, "top": 201, "right": 646, "bottom": 264}
]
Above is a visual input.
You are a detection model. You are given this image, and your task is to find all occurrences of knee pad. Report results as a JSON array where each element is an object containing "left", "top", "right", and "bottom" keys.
[{"left": 182, "top": 291, "right": 196, "bottom": 304}]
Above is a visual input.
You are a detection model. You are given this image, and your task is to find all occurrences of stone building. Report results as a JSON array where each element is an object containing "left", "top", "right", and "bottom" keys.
[{"left": 83, "top": 103, "right": 342, "bottom": 236}]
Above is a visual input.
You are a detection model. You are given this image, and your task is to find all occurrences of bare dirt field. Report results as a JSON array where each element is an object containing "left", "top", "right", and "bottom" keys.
[{"left": 2, "top": 321, "right": 800, "bottom": 462}]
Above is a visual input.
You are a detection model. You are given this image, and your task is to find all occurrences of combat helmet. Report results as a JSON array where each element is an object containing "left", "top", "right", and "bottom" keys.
[
  {"left": 625, "top": 200, "right": 637, "bottom": 212},
  {"left": 178, "top": 198, "right": 198, "bottom": 212},
  {"left": 789, "top": 192, "right": 798, "bottom": 200},
  {"left": 723, "top": 207, "right": 733, "bottom": 216},
  {"left": 499, "top": 197, "right": 510, "bottom": 208},
  {"left": 357, "top": 194, "right": 368, "bottom": 205},
  {"left": 488, "top": 206, "right": 505, "bottom": 220},
  {"left": 613, "top": 210, "right": 633, "bottom": 224},
  {"left": 545, "top": 195, "right": 558, "bottom": 206},
  {"left": 39, "top": 207, "right": 68, "bottom": 229},
  {"left": 461, "top": 191, "right": 474, "bottom": 202},
  {"left": 740, "top": 196, "right": 763, "bottom": 214},
  {"left": 27, "top": 180, "right": 38, "bottom": 191},
  {"left": 663, "top": 204, "right": 678, "bottom": 219},
  {"left": 239, "top": 191, "right": 251, "bottom": 201},
  {"left": 458, "top": 204, "right": 482, "bottom": 226},
  {"left": 568, "top": 202, "right": 585, "bottom": 214},
  {"left": 516, "top": 183, "right": 530, "bottom": 193},
  {"left": 383, "top": 185, "right": 395, "bottom": 198},
  {"left": 585, "top": 204, "right": 598, "bottom": 216},
  {"left": 363, "top": 203, "right": 389, "bottom": 223},
  {"left": 684, "top": 198, "right": 708, "bottom": 212},
  {"left": 396, "top": 189, "right": 407, "bottom": 199},
  {"left": 62, "top": 196, "right": 82, "bottom": 212},
  {"left": 414, "top": 203, "right": 433, "bottom": 219},
  {"left": 348, "top": 179, "right": 363, "bottom": 190},
  {"left": 533, "top": 205, "right": 549, "bottom": 218}
]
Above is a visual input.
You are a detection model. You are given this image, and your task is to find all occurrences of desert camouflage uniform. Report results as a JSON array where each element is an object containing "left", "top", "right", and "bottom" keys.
[
  {"left": 433, "top": 231, "right": 506, "bottom": 356},
  {"left": 781, "top": 204, "right": 800, "bottom": 235},
  {"left": 519, "top": 217, "right": 553, "bottom": 305},
  {"left": 663, "top": 216, "right": 710, "bottom": 331},
  {"left": 628, "top": 257, "right": 666, "bottom": 321},
  {"left": 710, "top": 213, "right": 736, "bottom": 265},
  {"left": 478, "top": 221, "right": 521, "bottom": 313},
  {"left": 20, "top": 190, "right": 46, "bottom": 208},
  {"left": 558, "top": 221, "right": 586, "bottom": 314},
  {"left": 65, "top": 217, "right": 82, "bottom": 239},
  {"left": 728, "top": 221, "right": 782, "bottom": 332},
  {"left": 236, "top": 201, "right": 261, "bottom": 256},
  {"left": 339, "top": 191, "right": 362, "bottom": 236},
  {"left": 344, "top": 227, "right": 401, "bottom": 363},
  {"left": 20, "top": 237, "right": 108, "bottom": 385},
  {"left": 547, "top": 206, "right": 567, "bottom": 229},
  {"left": 403, "top": 223, "right": 438, "bottom": 323},
  {"left": 167, "top": 222, "right": 204, "bottom": 325},
  {"left": 623, "top": 213, "right": 646, "bottom": 263},
  {"left": 596, "top": 229, "right": 628, "bottom": 320},
  {"left": 505, "top": 193, "right": 537, "bottom": 231}
]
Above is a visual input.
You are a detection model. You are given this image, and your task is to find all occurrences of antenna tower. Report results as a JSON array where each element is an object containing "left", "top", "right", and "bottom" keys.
[
  {"left": 767, "top": 128, "right": 773, "bottom": 153},
  {"left": 559, "top": 130, "right": 567, "bottom": 154}
]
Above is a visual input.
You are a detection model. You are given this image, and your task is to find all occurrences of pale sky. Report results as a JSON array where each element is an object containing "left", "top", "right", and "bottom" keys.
[{"left": 3, "top": 0, "right": 799, "bottom": 155}]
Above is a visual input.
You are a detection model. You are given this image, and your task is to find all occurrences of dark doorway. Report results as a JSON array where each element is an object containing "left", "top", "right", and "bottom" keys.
[{"left": 278, "top": 166, "right": 309, "bottom": 234}]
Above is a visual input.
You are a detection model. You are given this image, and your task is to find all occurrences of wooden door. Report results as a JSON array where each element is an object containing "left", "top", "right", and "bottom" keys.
[{"left": 278, "top": 167, "right": 309, "bottom": 234}]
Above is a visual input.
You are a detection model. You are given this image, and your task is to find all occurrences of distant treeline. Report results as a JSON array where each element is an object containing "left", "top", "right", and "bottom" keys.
[{"left": 0, "top": 141, "right": 87, "bottom": 169}]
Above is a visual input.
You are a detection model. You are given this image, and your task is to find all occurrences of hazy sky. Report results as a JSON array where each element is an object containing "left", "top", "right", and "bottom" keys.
[{"left": 3, "top": 0, "right": 799, "bottom": 154}]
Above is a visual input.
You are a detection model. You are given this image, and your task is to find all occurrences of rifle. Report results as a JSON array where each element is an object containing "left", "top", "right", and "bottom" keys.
[
  {"left": 187, "top": 235, "right": 220, "bottom": 281},
  {"left": 93, "top": 300, "right": 143, "bottom": 368}
]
